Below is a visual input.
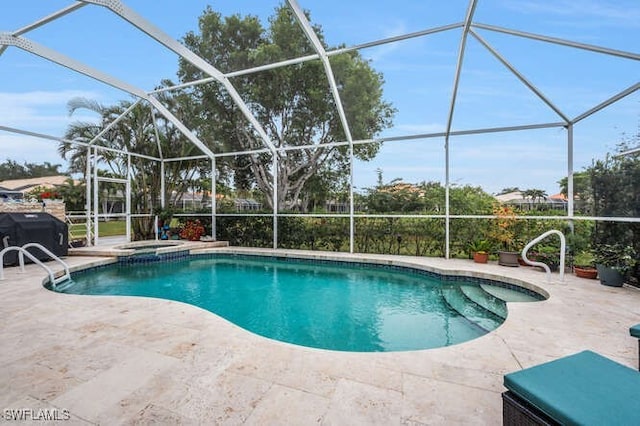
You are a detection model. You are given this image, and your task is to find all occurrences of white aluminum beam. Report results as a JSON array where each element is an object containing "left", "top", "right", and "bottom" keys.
[
  {"left": 443, "top": 0, "right": 478, "bottom": 259},
  {"left": 567, "top": 124, "right": 574, "bottom": 218},
  {"left": 163, "top": 155, "right": 210, "bottom": 163},
  {"left": 146, "top": 96, "right": 215, "bottom": 158},
  {"left": 96, "top": 176, "right": 127, "bottom": 184},
  {"left": 0, "top": 125, "right": 160, "bottom": 161},
  {"left": 331, "top": 22, "right": 464, "bottom": 56},
  {"left": 80, "top": 0, "right": 278, "bottom": 155},
  {"left": 0, "top": 33, "right": 146, "bottom": 97},
  {"left": 0, "top": 32, "right": 214, "bottom": 159},
  {"left": 88, "top": 99, "right": 142, "bottom": 146},
  {"left": 471, "top": 23, "right": 640, "bottom": 61},
  {"left": 572, "top": 82, "right": 640, "bottom": 125},
  {"left": 85, "top": 148, "right": 92, "bottom": 246},
  {"left": 126, "top": 154, "right": 132, "bottom": 242},
  {"left": 160, "top": 160, "right": 165, "bottom": 208},
  {"left": 92, "top": 146, "right": 99, "bottom": 246},
  {"left": 616, "top": 146, "right": 640, "bottom": 157},
  {"left": 272, "top": 154, "right": 278, "bottom": 249},
  {"left": 149, "top": 76, "right": 217, "bottom": 95},
  {"left": 470, "top": 30, "right": 570, "bottom": 124},
  {"left": 287, "top": 0, "right": 357, "bottom": 251},
  {"left": 211, "top": 157, "right": 216, "bottom": 239},
  {"left": 287, "top": 0, "right": 354, "bottom": 144},
  {"left": 0, "top": 3, "right": 87, "bottom": 56},
  {"left": 206, "top": 121, "right": 568, "bottom": 159},
  {"left": 445, "top": 1, "right": 478, "bottom": 139},
  {"left": 12, "top": 3, "right": 87, "bottom": 36},
  {"left": 213, "top": 148, "right": 272, "bottom": 158},
  {"left": 150, "top": 108, "right": 164, "bottom": 159},
  {"left": 152, "top": 23, "right": 463, "bottom": 96}
]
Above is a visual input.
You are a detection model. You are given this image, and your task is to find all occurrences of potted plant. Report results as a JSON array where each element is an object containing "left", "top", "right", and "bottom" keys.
[
  {"left": 572, "top": 250, "right": 598, "bottom": 279},
  {"left": 592, "top": 244, "right": 636, "bottom": 287},
  {"left": 468, "top": 239, "right": 492, "bottom": 264},
  {"left": 490, "top": 204, "right": 520, "bottom": 267}
]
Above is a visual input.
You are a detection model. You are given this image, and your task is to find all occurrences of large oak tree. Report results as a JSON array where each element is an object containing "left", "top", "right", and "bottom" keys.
[{"left": 178, "top": 4, "right": 395, "bottom": 210}]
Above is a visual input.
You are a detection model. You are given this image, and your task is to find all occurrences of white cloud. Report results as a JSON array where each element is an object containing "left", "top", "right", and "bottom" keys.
[
  {"left": 0, "top": 90, "right": 92, "bottom": 105},
  {"left": 0, "top": 90, "right": 103, "bottom": 166},
  {"left": 0, "top": 133, "right": 66, "bottom": 165},
  {"left": 0, "top": 89, "right": 101, "bottom": 131},
  {"left": 362, "top": 21, "right": 410, "bottom": 62}
]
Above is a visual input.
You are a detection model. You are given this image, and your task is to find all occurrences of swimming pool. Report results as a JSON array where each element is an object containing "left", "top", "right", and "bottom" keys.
[{"left": 53, "top": 254, "right": 543, "bottom": 352}]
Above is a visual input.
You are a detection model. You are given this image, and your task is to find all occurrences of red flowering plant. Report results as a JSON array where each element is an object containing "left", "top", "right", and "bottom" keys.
[
  {"left": 27, "top": 186, "right": 61, "bottom": 202},
  {"left": 179, "top": 219, "right": 206, "bottom": 241}
]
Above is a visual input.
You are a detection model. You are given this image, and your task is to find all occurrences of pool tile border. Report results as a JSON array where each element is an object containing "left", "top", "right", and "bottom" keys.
[{"left": 65, "top": 250, "right": 545, "bottom": 301}]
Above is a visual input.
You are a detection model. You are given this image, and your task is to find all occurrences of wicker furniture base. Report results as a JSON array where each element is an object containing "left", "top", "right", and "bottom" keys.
[
  {"left": 631, "top": 324, "right": 640, "bottom": 371},
  {"left": 502, "top": 391, "right": 559, "bottom": 426}
]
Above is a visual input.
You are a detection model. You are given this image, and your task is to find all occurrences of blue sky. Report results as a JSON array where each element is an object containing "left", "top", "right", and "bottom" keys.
[{"left": 0, "top": 0, "right": 638, "bottom": 195}]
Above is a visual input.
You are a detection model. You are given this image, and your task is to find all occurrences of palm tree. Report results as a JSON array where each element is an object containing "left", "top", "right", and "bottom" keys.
[
  {"left": 521, "top": 188, "right": 548, "bottom": 210},
  {"left": 59, "top": 94, "right": 209, "bottom": 239},
  {"left": 529, "top": 189, "right": 548, "bottom": 204}
]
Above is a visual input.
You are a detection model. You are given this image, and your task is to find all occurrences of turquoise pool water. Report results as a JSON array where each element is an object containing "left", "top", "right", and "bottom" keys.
[{"left": 54, "top": 255, "right": 542, "bottom": 352}]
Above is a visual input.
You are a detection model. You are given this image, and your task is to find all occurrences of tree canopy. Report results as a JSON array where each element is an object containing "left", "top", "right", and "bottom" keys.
[
  {"left": 59, "top": 94, "right": 208, "bottom": 238},
  {"left": 0, "top": 159, "right": 64, "bottom": 181},
  {"left": 177, "top": 4, "right": 395, "bottom": 210}
]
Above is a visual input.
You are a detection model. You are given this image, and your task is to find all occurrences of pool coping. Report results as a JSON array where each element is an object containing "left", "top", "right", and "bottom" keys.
[
  {"left": 2, "top": 246, "right": 639, "bottom": 424},
  {"left": 59, "top": 248, "right": 549, "bottom": 302}
]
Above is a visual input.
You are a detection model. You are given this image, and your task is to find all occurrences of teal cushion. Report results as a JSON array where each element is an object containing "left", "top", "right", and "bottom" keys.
[
  {"left": 630, "top": 324, "right": 640, "bottom": 338},
  {"left": 504, "top": 350, "right": 640, "bottom": 425}
]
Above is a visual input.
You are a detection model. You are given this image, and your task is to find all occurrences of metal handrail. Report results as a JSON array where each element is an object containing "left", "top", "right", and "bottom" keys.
[
  {"left": 0, "top": 243, "right": 71, "bottom": 289},
  {"left": 521, "top": 230, "right": 566, "bottom": 283}
]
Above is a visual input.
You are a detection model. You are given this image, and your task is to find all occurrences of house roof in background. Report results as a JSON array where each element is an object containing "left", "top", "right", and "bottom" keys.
[
  {"left": 494, "top": 191, "right": 523, "bottom": 203},
  {"left": 0, "top": 175, "right": 71, "bottom": 191}
]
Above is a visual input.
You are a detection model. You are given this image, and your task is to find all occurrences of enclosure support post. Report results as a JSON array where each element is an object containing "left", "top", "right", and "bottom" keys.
[
  {"left": 211, "top": 157, "right": 216, "bottom": 240},
  {"left": 567, "top": 124, "right": 574, "bottom": 218},
  {"left": 272, "top": 154, "right": 278, "bottom": 249},
  {"left": 92, "top": 146, "right": 99, "bottom": 246},
  {"left": 567, "top": 124, "right": 575, "bottom": 237},
  {"left": 442, "top": 0, "right": 478, "bottom": 259},
  {"left": 445, "top": 143, "right": 450, "bottom": 259},
  {"left": 349, "top": 147, "right": 355, "bottom": 253},
  {"left": 126, "top": 153, "right": 132, "bottom": 242},
  {"left": 160, "top": 160, "right": 165, "bottom": 208},
  {"left": 85, "top": 147, "right": 92, "bottom": 246}
]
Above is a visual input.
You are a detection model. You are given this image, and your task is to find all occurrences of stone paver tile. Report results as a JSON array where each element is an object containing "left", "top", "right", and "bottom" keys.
[
  {"left": 401, "top": 372, "right": 500, "bottom": 425},
  {"left": 323, "top": 379, "right": 403, "bottom": 425},
  {"left": 52, "top": 349, "right": 177, "bottom": 422},
  {"left": 245, "top": 384, "right": 330, "bottom": 425}
]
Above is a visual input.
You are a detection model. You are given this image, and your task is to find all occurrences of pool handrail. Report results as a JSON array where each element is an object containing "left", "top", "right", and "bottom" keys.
[
  {"left": 521, "top": 230, "right": 566, "bottom": 283},
  {"left": 0, "top": 243, "right": 71, "bottom": 289}
]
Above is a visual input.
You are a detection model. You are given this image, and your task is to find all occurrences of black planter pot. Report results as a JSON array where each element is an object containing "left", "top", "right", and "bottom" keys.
[
  {"left": 498, "top": 251, "right": 520, "bottom": 267},
  {"left": 596, "top": 264, "right": 625, "bottom": 287}
]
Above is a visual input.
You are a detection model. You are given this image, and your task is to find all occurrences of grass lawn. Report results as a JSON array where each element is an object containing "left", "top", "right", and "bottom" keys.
[{"left": 98, "top": 220, "right": 127, "bottom": 237}]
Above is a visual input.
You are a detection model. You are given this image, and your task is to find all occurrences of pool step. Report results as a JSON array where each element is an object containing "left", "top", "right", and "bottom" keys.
[
  {"left": 54, "top": 279, "right": 76, "bottom": 292},
  {"left": 480, "top": 284, "right": 541, "bottom": 303},
  {"left": 459, "top": 285, "right": 507, "bottom": 319},
  {"left": 441, "top": 286, "right": 505, "bottom": 333}
]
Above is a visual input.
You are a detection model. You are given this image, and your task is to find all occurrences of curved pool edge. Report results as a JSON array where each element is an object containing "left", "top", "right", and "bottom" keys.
[
  {"left": 49, "top": 249, "right": 545, "bottom": 352},
  {"left": 45, "top": 247, "right": 550, "bottom": 353}
]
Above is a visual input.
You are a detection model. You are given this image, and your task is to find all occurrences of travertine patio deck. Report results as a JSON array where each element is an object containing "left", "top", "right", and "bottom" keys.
[{"left": 1, "top": 247, "right": 639, "bottom": 425}]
